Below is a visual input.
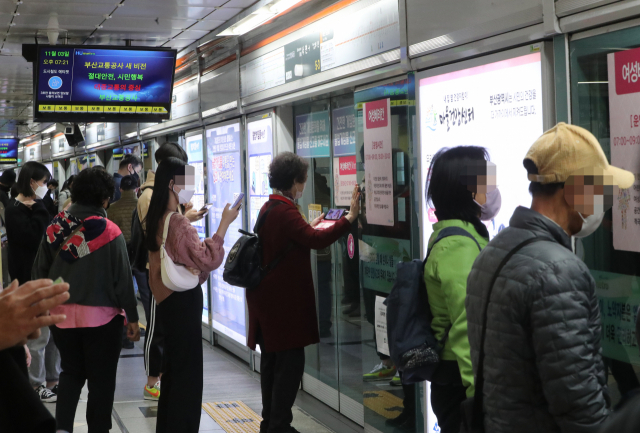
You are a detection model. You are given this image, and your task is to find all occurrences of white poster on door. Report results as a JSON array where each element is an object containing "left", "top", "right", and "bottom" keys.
[
  {"left": 363, "top": 98, "right": 394, "bottom": 226},
  {"left": 333, "top": 156, "right": 357, "bottom": 206},
  {"left": 375, "top": 296, "right": 390, "bottom": 356},
  {"left": 608, "top": 49, "right": 640, "bottom": 252}
]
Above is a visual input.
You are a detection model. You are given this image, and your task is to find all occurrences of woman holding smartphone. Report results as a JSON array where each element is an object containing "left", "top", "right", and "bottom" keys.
[{"left": 144, "top": 157, "right": 239, "bottom": 433}]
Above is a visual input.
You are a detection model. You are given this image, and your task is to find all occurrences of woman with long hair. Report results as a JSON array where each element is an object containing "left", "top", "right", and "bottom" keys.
[
  {"left": 58, "top": 175, "right": 75, "bottom": 213},
  {"left": 424, "top": 146, "right": 499, "bottom": 433},
  {"left": 144, "top": 157, "right": 239, "bottom": 433}
]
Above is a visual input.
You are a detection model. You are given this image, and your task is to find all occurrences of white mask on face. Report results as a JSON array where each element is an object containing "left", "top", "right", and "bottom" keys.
[
  {"left": 294, "top": 183, "right": 305, "bottom": 200},
  {"left": 172, "top": 185, "right": 195, "bottom": 205},
  {"left": 32, "top": 182, "right": 48, "bottom": 200},
  {"left": 574, "top": 211, "right": 605, "bottom": 238},
  {"left": 474, "top": 188, "right": 502, "bottom": 221}
]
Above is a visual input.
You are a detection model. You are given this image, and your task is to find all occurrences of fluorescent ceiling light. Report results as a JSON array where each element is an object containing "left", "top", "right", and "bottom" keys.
[
  {"left": 217, "top": 0, "right": 303, "bottom": 36},
  {"left": 42, "top": 125, "right": 56, "bottom": 134},
  {"left": 20, "top": 136, "right": 35, "bottom": 144},
  {"left": 577, "top": 81, "right": 609, "bottom": 84},
  {"left": 124, "top": 132, "right": 137, "bottom": 138}
]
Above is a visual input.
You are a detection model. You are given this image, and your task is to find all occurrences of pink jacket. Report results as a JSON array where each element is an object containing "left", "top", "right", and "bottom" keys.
[{"left": 149, "top": 212, "right": 224, "bottom": 303}]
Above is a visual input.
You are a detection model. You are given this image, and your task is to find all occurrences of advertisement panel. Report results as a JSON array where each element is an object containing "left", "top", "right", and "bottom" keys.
[
  {"left": 418, "top": 51, "right": 544, "bottom": 248},
  {"left": 247, "top": 117, "right": 274, "bottom": 230},
  {"left": 608, "top": 48, "right": 640, "bottom": 252},
  {"left": 333, "top": 156, "right": 357, "bottom": 206},
  {"left": 206, "top": 122, "right": 246, "bottom": 344},
  {"left": 332, "top": 106, "right": 356, "bottom": 157},
  {"left": 185, "top": 133, "right": 209, "bottom": 324},
  {"left": 363, "top": 98, "right": 394, "bottom": 226},
  {"left": 240, "top": 0, "right": 400, "bottom": 97},
  {"left": 295, "top": 111, "right": 330, "bottom": 158}
]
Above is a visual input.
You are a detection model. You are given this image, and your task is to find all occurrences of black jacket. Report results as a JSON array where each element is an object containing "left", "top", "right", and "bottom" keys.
[
  {"left": 0, "top": 184, "right": 10, "bottom": 208},
  {"left": 5, "top": 199, "right": 50, "bottom": 284},
  {"left": 466, "top": 206, "right": 609, "bottom": 433},
  {"left": 42, "top": 192, "right": 58, "bottom": 219}
]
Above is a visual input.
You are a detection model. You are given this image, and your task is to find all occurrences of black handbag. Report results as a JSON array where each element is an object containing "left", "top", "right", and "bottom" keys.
[
  {"left": 223, "top": 200, "right": 293, "bottom": 291},
  {"left": 460, "top": 236, "right": 543, "bottom": 433}
]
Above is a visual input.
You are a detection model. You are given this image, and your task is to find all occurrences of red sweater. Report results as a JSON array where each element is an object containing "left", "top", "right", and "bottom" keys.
[
  {"left": 246, "top": 195, "right": 350, "bottom": 352},
  {"left": 149, "top": 212, "right": 224, "bottom": 303}
]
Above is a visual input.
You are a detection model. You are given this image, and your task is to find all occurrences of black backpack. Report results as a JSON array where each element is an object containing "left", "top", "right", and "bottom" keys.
[
  {"left": 223, "top": 200, "right": 293, "bottom": 291},
  {"left": 129, "top": 205, "right": 148, "bottom": 272},
  {"left": 384, "top": 226, "right": 481, "bottom": 385}
]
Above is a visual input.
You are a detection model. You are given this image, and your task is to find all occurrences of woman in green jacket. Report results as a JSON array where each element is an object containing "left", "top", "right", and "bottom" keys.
[{"left": 425, "top": 146, "right": 500, "bottom": 433}]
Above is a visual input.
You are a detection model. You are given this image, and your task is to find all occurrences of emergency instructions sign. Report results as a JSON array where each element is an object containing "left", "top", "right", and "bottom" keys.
[{"left": 363, "top": 98, "right": 394, "bottom": 226}]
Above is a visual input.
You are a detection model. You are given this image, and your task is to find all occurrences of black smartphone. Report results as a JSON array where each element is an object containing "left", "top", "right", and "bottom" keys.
[{"left": 324, "top": 209, "right": 345, "bottom": 220}]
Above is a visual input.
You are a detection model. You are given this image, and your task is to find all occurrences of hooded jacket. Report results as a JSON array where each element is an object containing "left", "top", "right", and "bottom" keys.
[
  {"left": 466, "top": 206, "right": 609, "bottom": 433},
  {"left": 32, "top": 203, "right": 139, "bottom": 322}
]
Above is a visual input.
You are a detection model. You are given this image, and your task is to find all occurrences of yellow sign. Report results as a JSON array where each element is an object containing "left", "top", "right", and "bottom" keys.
[
  {"left": 136, "top": 106, "right": 153, "bottom": 113},
  {"left": 72, "top": 105, "right": 87, "bottom": 112},
  {"left": 104, "top": 106, "right": 120, "bottom": 113},
  {"left": 55, "top": 105, "right": 71, "bottom": 112},
  {"left": 308, "top": 204, "right": 322, "bottom": 222},
  {"left": 152, "top": 107, "right": 168, "bottom": 113},
  {"left": 120, "top": 106, "right": 136, "bottom": 113},
  {"left": 39, "top": 105, "right": 55, "bottom": 112},
  {"left": 88, "top": 106, "right": 104, "bottom": 113}
]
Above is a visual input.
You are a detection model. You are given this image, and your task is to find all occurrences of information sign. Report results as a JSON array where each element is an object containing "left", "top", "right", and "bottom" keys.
[
  {"left": 0, "top": 139, "right": 18, "bottom": 163},
  {"left": 247, "top": 117, "right": 274, "bottom": 230},
  {"left": 295, "top": 111, "right": 330, "bottom": 158}
]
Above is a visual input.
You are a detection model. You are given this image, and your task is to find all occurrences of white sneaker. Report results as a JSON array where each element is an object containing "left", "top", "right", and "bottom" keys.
[{"left": 36, "top": 385, "right": 57, "bottom": 403}]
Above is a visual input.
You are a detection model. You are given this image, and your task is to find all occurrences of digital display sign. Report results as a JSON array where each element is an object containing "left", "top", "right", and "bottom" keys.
[
  {"left": 34, "top": 46, "right": 177, "bottom": 122},
  {"left": 418, "top": 51, "right": 544, "bottom": 250},
  {"left": 0, "top": 139, "right": 18, "bottom": 163}
]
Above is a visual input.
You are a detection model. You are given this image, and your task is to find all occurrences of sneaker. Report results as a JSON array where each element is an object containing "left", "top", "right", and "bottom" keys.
[
  {"left": 363, "top": 362, "right": 397, "bottom": 381},
  {"left": 50, "top": 384, "right": 59, "bottom": 395},
  {"left": 390, "top": 371, "right": 402, "bottom": 386},
  {"left": 143, "top": 381, "right": 161, "bottom": 401},
  {"left": 36, "top": 385, "right": 57, "bottom": 403}
]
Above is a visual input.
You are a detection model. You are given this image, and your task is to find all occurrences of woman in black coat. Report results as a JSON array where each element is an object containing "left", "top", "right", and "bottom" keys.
[{"left": 5, "top": 162, "right": 51, "bottom": 285}]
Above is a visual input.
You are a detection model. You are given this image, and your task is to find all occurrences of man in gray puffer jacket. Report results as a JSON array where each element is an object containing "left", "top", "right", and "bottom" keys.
[{"left": 466, "top": 123, "right": 634, "bottom": 433}]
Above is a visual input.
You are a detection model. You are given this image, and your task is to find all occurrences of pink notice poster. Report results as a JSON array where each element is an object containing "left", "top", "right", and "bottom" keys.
[
  {"left": 334, "top": 155, "right": 357, "bottom": 206},
  {"left": 364, "top": 98, "right": 394, "bottom": 226},
  {"left": 608, "top": 48, "right": 640, "bottom": 252}
]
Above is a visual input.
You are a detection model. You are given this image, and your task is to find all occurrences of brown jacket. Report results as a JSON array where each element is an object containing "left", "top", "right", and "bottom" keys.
[{"left": 107, "top": 190, "right": 138, "bottom": 244}]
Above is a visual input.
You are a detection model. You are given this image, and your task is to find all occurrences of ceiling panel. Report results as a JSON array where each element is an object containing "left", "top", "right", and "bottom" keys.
[
  {"left": 223, "top": 0, "right": 259, "bottom": 8},
  {"left": 101, "top": 17, "right": 197, "bottom": 31},
  {"left": 205, "top": 7, "right": 244, "bottom": 21},
  {"left": 112, "top": 4, "right": 216, "bottom": 20},
  {"left": 12, "top": 14, "right": 102, "bottom": 31},
  {"left": 174, "top": 29, "right": 211, "bottom": 40},
  {"left": 17, "top": 3, "right": 115, "bottom": 16},
  {"left": 190, "top": 19, "right": 226, "bottom": 32}
]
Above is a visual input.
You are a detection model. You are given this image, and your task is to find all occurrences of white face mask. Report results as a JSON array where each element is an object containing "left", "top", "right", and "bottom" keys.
[
  {"left": 32, "top": 182, "right": 48, "bottom": 200},
  {"left": 474, "top": 188, "right": 502, "bottom": 221},
  {"left": 294, "top": 183, "right": 305, "bottom": 200},
  {"left": 574, "top": 211, "right": 605, "bottom": 238},
  {"left": 172, "top": 185, "right": 195, "bottom": 205}
]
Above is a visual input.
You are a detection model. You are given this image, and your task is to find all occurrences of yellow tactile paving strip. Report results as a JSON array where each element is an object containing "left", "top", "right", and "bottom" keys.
[
  {"left": 202, "top": 401, "right": 262, "bottom": 433},
  {"left": 363, "top": 390, "right": 404, "bottom": 419}
]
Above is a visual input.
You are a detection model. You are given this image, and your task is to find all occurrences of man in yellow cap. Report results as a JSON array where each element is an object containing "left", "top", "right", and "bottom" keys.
[{"left": 464, "top": 123, "right": 631, "bottom": 433}]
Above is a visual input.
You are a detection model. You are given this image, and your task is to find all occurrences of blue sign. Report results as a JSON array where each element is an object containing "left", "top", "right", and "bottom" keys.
[
  {"left": 332, "top": 106, "right": 356, "bottom": 156},
  {"left": 36, "top": 47, "right": 176, "bottom": 116},
  {"left": 295, "top": 111, "right": 331, "bottom": 158},
  {"left": 0, "top": 138, "right": 18, "bottom": 163},
  {"left": 207, "top": 123, "right": 246, "bottom": 344},
  {"left": 48, "top": 76, "right": 63, "bottom": 89}
]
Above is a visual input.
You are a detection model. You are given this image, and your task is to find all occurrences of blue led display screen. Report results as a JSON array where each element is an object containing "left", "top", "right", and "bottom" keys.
[
  {"left": 34, "top": 46, "right": 176, "bottom": 121},
  {"left": 0, "top": 139, "right": 18, "bottom": 163}
]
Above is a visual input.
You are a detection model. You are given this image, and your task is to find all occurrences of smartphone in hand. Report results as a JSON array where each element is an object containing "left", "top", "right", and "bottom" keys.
[{"left": 231, "top": 192, "right": 244, "bottom": 209}]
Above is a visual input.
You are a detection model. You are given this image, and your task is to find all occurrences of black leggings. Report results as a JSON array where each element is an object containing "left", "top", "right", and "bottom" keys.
[
  {"left": 156, "top": 287, "right": 204, "bottom": 433},
  {"left": 51, "top": 315, "right": 124, "bottom": 433}
]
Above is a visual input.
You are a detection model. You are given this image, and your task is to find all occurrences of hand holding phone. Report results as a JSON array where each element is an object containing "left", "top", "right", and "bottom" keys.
[{"left": 231, "top": 192, "right": 244, "bottom": 210}]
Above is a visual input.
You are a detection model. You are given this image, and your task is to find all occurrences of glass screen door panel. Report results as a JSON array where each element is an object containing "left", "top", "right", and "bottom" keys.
[
  {"left": 354, "top": 75, "right": 420, "bottom": 433},
  {"left": 294, "top": 100, "right": 341, "bottom": 407},
  {"left": 570, "top": 28, "right": 640, "bottom": 406}
]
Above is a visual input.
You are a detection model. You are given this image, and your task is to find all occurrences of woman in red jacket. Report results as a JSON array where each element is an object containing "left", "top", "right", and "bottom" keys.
[{"left": 247, "top": 152, "right": 360, "bottom": 433}]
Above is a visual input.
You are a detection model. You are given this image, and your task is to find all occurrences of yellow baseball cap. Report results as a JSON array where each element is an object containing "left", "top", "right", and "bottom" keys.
[{"left": 524, "top": 122, "right": 634, "bottom": 189}]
